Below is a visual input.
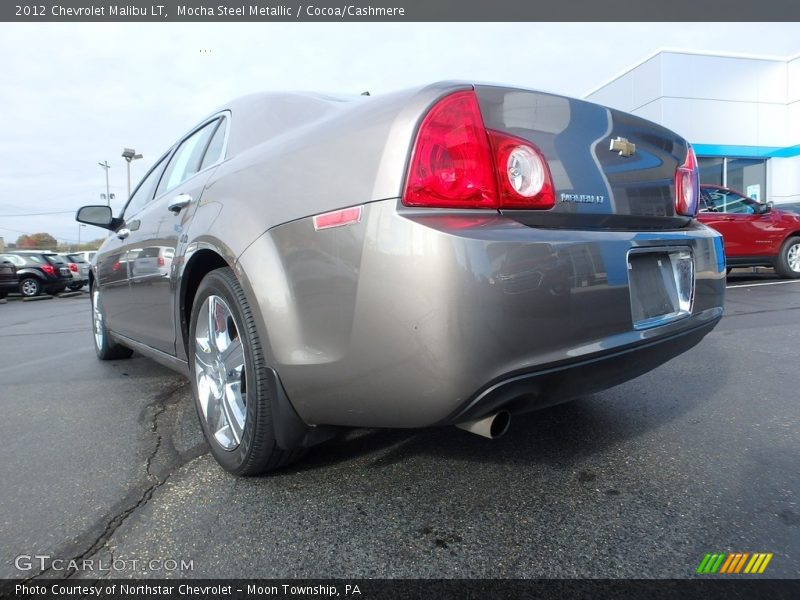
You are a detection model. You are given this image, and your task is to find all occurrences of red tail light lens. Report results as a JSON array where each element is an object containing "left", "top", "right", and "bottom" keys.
[
  {"left": 69, "top": 263, "right": 78, "bottom": 272},
  {"left": 157, "top": 256, "right": 165, "bottom": 267},
  {"left": 675, "top": 145, "right": 699, "bottom": 216},
  {"left": 402, "top": 90, "right": 554, "bottom": 210},
  {"left": 41, "top": 264, "right": 55, "bottom": 276},
  {"left": 403, "top": 91, "right": 497, "bottom": 209}
]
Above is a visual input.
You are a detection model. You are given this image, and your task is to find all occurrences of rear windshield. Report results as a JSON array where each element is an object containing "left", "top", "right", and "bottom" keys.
[
  {"left": 44, "top": 254, "right": 66, "bottom": 266},
  {"left": 66, "top": 255, "right": 87, "bottom": 263}
]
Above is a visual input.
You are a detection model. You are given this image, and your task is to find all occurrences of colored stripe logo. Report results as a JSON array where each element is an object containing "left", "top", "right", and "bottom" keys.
[{"left": 696, "top": 552, "right": 773, "bottom": 574}]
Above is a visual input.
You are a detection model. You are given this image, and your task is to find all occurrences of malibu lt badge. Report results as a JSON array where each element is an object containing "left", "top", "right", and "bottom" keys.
[{"left": 560, "top": 193, "right": 605, "bottom": 204}]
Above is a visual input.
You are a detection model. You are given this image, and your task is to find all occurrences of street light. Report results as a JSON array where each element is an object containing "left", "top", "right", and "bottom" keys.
[
  {"left": 98, "top": 160, "right": 112, "bottom": 206},
  {"left": 122, "top": 148, "right": 143, "bottom": 200},
  {"left": 78, "top": 223, "right": 86, "bottom": 246}
]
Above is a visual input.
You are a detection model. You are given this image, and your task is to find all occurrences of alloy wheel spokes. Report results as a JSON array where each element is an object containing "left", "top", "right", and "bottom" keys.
[
  {"left": 194, "top": 294, "right": 247, "bottom": 450},
  {"left": 92, "top": 290, "right": 104, "bottom": 348},
  {"left": 788, "top": 243, "right": 800, "bottom": 272}
]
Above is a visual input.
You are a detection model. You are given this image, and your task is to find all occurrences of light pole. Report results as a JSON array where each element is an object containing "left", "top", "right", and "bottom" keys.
[
  {"left": 122, "top": 148, "right": 143, "bottom": 200},
  {"left": 78, "top": 223, "right": 86, "bottom": 246},
  {"left": 98, "top": 161, "right": 111, "bottom": 206}
]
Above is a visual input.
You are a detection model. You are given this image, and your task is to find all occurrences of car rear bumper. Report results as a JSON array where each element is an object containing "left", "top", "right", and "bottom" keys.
[
  {"left": 440, "top": 315, "right": 718, "bottom": 424},
  {"left": 237, "top": 199, "right": 725, "bottom": 429}
]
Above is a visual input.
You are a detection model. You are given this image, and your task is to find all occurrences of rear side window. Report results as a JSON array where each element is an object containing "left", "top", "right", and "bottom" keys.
[
  {"left": 156, "top": 120, "right": 219, "bottom": 197},
  {"left": 126, "top": 155, "right": 169, "bottom": 217},
  {"left": 1, "top": 254, "right": 24, "bottom": 266},
  {"left": 199, "top": 118, "right": 227, "bottom": 171}
]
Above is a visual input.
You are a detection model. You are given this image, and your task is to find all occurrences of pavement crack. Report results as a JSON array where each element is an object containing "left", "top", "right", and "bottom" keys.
[{"left": 22, "top": 380, "right": 208, "bottom": 581}]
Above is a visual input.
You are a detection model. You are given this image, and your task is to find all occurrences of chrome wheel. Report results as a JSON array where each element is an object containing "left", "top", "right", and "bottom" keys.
[
  {"left": 788, "top": 241, "right": 800, "bottom": 273},
  {"left": 92, "top": 289, "right": 104, "bottom": 349},
  {"left": 20, "top": 279, "right": 39, "bottom": 297},
  {"left": 194, "top": 294, "right": 247, "bottom": 450}
]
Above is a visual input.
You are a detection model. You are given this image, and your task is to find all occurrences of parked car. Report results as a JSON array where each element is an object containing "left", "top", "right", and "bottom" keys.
[
  {"left": 698, "top": 184, "right": 800, "bottom": 278},
  {"left": 77, "top": 83, "right": 726, "bottom": 475},
  {"left": 61, "top": 253, "right": 91, "bottom": 290},
  {"left": 0, "top": 251, "right": 74, "bottom": 297},
  {"left": 0, "top": 256, "right": 18, "bottom": 299},
  {"left": 131, "top": 246, "right": 174, "bottom": 279},
  {"left": 72, "top": 250, "right": 97, "bottom": 264}
]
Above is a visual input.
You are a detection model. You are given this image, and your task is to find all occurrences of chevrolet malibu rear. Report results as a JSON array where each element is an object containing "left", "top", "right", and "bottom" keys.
[{"left": 78, "top": 82, "right": 725, "bottom": 475}]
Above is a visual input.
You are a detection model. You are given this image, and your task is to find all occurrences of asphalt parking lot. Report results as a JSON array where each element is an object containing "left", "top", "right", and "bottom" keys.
[{"left": 1, "top": 272, "right": 798, "bottom": 580}]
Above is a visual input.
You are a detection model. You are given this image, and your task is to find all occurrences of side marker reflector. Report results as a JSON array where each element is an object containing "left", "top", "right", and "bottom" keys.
[{"left": 313, "top": 206, "right": 363, "bottom": 231}]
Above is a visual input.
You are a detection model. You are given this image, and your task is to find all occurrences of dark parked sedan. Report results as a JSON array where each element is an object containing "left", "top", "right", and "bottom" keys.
[
  {"left": 0, "top": 257, "right": 17, "bottom": 299},
  {"left": 77, "top": 82, "right": 726, "bottom": 475},
  {"left": 0, "top": 251, "right": 73, "bottom": 297}
]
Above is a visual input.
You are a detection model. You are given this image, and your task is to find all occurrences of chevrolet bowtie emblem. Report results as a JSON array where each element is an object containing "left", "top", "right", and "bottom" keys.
[{"left": 610, "top": 136, "right": 636, "bottom": 157}]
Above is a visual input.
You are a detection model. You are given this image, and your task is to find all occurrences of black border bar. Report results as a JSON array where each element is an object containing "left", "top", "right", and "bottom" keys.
[
  {"left": 3, "top": 0, "right": 800, "bottom": 22},
  {"left": 3, "top": 579, "right": 800, "bottom": 600}
]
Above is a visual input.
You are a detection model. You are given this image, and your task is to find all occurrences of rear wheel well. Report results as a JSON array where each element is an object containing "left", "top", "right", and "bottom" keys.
[{"left": 180, "top": 250, "right": 229, "bottom": 352}]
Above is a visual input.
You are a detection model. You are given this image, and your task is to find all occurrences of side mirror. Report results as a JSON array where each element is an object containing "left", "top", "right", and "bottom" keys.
[
  {"left": 76, "top": 205, "right": 121, "bottom": 230},
  {"left": 759, "top": 203, "right": 772, "bottom": 215}
]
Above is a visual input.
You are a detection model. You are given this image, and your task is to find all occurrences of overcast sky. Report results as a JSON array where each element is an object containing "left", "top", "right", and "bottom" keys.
[{"left": 1, "top": 22, "right": 799, "bottom": 245}]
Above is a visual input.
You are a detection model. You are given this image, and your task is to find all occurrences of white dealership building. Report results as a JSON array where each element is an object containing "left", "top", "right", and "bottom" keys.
[{"left": 586, "top": 49, "right": 800, "bottom": 205}]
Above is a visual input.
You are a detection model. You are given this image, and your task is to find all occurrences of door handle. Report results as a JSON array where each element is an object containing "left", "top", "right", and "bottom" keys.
[
  {"left": 117, "top": 228, "right": 130, "bottom": 240},
  {"left": 168, "top": 194, "right": 193, "bottom": 214}
]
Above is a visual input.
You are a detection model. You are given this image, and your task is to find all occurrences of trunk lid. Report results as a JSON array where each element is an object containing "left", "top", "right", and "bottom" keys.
[{"left": 475, "top": 85, "right": 691, "bottom": 230}]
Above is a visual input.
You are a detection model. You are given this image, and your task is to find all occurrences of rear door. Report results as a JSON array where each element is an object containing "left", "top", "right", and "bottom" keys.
[{"left": 126, "top": 115, "right": 228, "bottom": 354}]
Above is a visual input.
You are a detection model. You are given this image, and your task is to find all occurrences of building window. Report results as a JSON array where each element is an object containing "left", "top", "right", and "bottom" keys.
[
  {"left": 697, "top": 157, "right": 767, "bottom": 201},
  {"left": 698, "top": 157, "right": 724, "bottom": 187}
]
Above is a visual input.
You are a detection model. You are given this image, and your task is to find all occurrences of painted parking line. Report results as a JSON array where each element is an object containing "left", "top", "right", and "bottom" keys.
[{"left": 727, "top": 279, "right": 800, "bottom": 289}]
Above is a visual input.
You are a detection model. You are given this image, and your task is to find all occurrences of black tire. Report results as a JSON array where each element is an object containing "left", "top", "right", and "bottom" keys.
[
  {"left": 19, "top": 277, "right": 41, "bottom": 297},
  {"left": 189, "top": 267, "right": 303, "bottom": 475},
  {"left": 0, "top": 291, "right": 7, "bottom": 299},
  {"left": 68, "top": 283, "right": 84, "bottom": 291},
  {"left": 775, "top": 236, "right": 800, "bottom": 279},
  {"left": 48, "top": 286, "right": 67, "bottom": 296},
  {"left": 91, "top": 285, "right": 133, "bottom": 360}
]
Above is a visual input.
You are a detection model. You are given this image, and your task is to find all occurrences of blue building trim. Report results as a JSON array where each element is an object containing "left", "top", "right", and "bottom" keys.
[{"left": 693, "top": 144, "right": 800, "bottom": 158}]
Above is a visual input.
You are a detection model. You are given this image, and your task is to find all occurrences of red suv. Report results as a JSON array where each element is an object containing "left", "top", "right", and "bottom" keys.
[{"left": 698, "top": 184, "right": 800, "bottom": 278}]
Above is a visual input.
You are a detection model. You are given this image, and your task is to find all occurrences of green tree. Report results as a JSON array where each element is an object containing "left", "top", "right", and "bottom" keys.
[{"left": 17, "top": 232, "right": 58, "bottom": 249}]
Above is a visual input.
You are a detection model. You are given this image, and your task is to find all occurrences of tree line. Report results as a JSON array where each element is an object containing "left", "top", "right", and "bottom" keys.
[{"left": 14, "top": 232, "right": 104, "bottom": 252}]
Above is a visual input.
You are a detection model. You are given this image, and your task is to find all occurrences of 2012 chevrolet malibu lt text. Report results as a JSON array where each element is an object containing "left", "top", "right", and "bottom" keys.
[{"left": 77, "top": 82, "right": 726, "bottom": 475}]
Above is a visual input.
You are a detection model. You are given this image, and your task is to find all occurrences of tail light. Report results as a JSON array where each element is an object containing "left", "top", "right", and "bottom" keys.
[
  {"left": 41, "top": 264, "right": 56, "bottom": 276},
  {"left": 157, "top": 256, "right": 165, "bottom": 267},
  {"left": 69, "top": 263, "right": 78, "bottom": 272},
  {"left": 675, "top": 145, "right": 699, "bottom": 216},
  {"left": 402, "top": 90, "right": 555, "bottom": 210},
  {"left": 488, "top": 130, "right": 555, "bottom": 209}
]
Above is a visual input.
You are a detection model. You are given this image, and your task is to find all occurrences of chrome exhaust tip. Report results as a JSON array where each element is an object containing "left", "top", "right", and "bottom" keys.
[{"left": 455, "top": 410, "right": 511, "bottom": 439}]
